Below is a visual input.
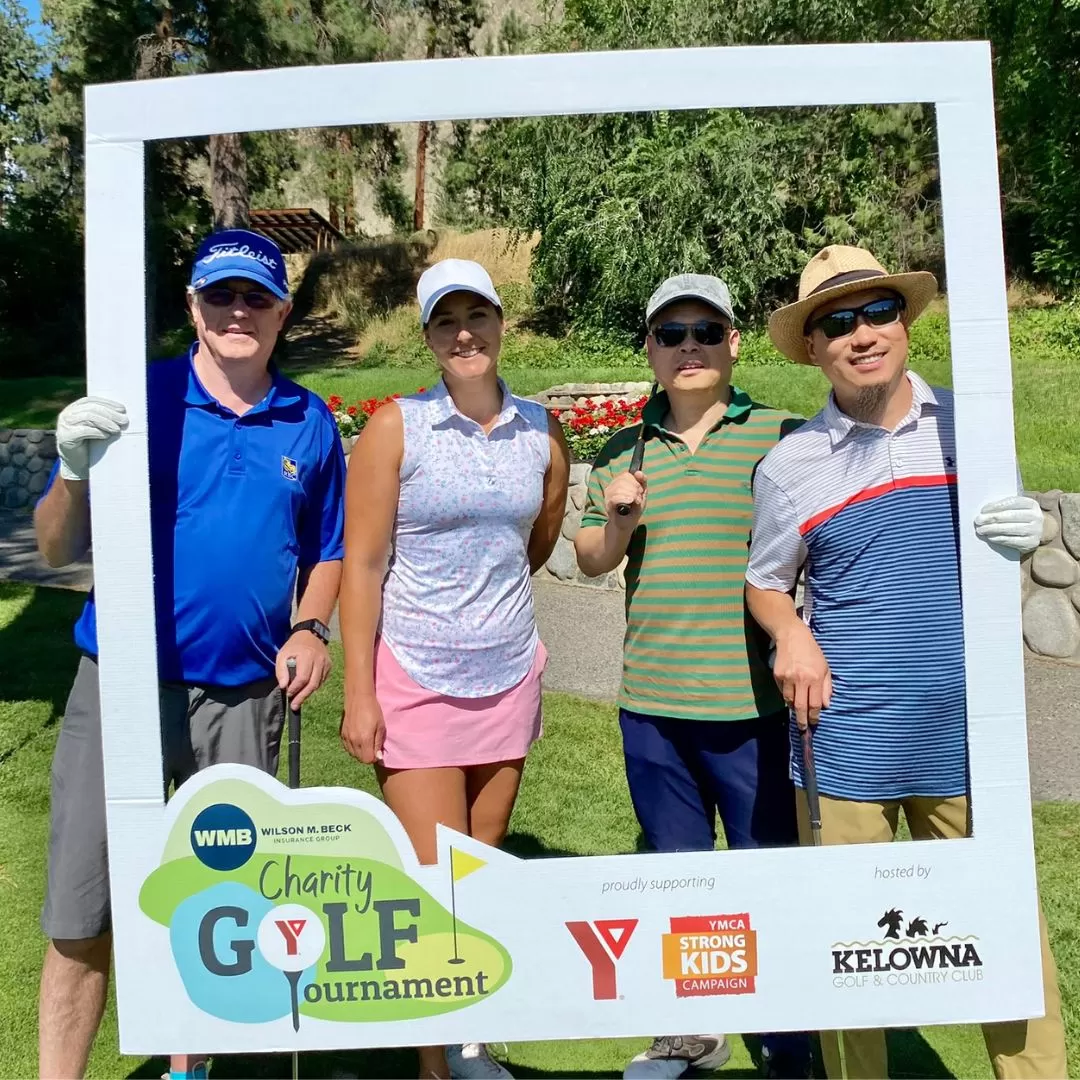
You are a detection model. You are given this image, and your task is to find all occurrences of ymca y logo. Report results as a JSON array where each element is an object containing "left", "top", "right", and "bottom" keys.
[
  {"left": 275, "top": 918, "right": 309, "bottom": 956},
  {"left": 566, "top": 919, "right": 638, "bottom": 1000}
]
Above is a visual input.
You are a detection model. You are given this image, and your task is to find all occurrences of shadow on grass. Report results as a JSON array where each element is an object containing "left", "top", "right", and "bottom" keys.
[
  {"left": 0, "top": 581, "right": 84, "bottom": 763},
  {"left": 124, "top": 1049, "right": 681, "bottom": 1079},
  {"left": 887, "top": 1028, "right": 957, "bottom": 1078}
]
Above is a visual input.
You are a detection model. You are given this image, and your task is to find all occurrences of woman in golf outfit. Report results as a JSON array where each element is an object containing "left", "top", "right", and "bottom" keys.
[{"left": 340, "top": 258, "right": 569, "bottom": 1080}]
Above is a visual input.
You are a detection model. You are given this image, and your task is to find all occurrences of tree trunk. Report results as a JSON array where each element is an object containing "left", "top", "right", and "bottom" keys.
[
  {"left": 209, "top": 132, "right": 250, "bottom": 229},
  {"left": 339, "top": 129, "right": 356, "bottom": 235},
  {"left": 413, "top": 121, "right": 429, "bottom": 232},
  {"left": 413, "top": 33, "right": 439, "bottom": 234}
]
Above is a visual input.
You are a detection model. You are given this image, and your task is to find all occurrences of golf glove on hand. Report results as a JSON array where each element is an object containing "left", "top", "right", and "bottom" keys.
[
  {"left": 55, "top": 396, "right": 129, "bottom": 481},
  {"left": 974, "top": 495, "right": 1043, "bottom": 555}
]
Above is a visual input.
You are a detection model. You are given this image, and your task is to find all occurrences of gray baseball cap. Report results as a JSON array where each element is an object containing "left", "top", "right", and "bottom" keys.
[{"left": 646, "top": 273, "right": 735, "bottom": 326}]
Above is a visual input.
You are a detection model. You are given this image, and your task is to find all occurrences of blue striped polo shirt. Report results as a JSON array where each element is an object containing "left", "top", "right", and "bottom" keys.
[{"left": 745, "top": 372, "right": 966, "bottom": 801}]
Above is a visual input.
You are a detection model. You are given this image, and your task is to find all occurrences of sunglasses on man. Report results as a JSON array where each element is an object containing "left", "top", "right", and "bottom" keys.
[
  {"left": 651, "top": 320, "right": 730, "bottom": 348},
  {"left": 806, "top": 296, "right": 906, "bottom": 340},
  {"left": 198, "top": 286, "right": 278, "bottom": 310}
]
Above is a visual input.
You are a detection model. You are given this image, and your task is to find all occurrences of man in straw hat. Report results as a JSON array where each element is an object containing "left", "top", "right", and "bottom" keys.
[
  {"left": 577, "top": 274, "right": 811, "bottom": 1080},
  {"left": 744, "top": 245, "right": 1067, "bottom": 1079}
]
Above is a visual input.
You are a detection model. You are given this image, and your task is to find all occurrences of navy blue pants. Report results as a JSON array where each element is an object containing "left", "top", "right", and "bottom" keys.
[{"left": 620, "top": 709, "right": 811, "bottom": 1070}]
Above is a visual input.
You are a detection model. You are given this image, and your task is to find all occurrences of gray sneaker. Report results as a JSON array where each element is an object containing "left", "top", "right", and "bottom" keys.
[{"left": 624, "top": 1035, "right": 732, "bottom": 1078}]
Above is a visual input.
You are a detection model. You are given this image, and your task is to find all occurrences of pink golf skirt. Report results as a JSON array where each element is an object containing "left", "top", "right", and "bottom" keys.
[{"left": 375, "top": 637, "right": 547, "bottom": 770}]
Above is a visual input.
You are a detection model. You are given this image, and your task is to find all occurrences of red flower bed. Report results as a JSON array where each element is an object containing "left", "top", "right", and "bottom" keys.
[
  {"left": 552, "top": 395, "right": 648, "bottom": 462},
  {"left": 326, "top": 390, "right": 426, "bottom": 437}
]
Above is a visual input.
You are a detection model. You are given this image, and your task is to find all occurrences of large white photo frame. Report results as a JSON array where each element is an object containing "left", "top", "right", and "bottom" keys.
[{"left": 84, "top": 42, "right": 1043, "bottom": 1054}]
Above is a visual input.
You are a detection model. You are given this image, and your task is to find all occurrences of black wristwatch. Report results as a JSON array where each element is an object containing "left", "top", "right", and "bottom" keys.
[{"left": 291, "top": 618, "right": 331, "bottom": 645}]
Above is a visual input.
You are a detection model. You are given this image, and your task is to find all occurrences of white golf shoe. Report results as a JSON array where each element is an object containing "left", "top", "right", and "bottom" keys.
[{"left": 446, "top": 1043, "right": 514, "bottom": 1078}]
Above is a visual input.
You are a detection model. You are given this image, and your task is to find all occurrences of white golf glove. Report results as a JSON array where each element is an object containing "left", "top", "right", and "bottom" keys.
[
  {"left": 55, "top": 396, "right": 129, "bottom": 481},
  {"left": 973, "top": 495, "right": 1043, "bottom": 555}
]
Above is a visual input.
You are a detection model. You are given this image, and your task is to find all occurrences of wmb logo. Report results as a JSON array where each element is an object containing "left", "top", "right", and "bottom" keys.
[{"left": 190, "top": 803, "right": 257, "bottom": 871}]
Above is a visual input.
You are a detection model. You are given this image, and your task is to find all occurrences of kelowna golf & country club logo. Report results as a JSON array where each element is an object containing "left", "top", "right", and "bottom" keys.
[
  {"left": 832, "top": 908, "right": 983, "bottom": 989},
  {"left": 139, "top": 780, "right": 512, "bottom": 1028}
]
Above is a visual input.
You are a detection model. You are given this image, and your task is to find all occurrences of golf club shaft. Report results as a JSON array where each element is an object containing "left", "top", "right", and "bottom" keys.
[
  {"left": 285, "top": 658, "right": 301, "bottom": 1080},
  {"left": 615, "top": 382, "right": 657, "bottom": 516},
  {"left": 800, "top": 725, "right": 823, "bottom": 847},
  {"left": 285, "top": 657, "right": 301, "bottom": 789}
]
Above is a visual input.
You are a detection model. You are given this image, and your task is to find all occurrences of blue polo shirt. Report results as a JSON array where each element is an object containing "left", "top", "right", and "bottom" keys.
[{"left": 42, "top": 347, "right": 346, "bottom": 686}]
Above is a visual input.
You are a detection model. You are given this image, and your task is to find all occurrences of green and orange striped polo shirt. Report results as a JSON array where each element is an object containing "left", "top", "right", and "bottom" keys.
[{"left": 582, "top": 387, "right": 801, "bottom": 721}]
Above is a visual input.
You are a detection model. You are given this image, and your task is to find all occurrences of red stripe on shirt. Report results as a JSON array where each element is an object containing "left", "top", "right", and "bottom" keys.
[{"left": 799, "top": 474, "right": 957, "bottom": 536}]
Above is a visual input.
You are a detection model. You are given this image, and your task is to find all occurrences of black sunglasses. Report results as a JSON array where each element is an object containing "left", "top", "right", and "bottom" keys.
[
  {"left": 652, "top": 320, "right": 730, "bottom": 348},
  {"left": 807, "top": 296, "right": 905, "bottom": 339},
  {"left": 199, "top": 286, "right": 278, "bottom": 311}
]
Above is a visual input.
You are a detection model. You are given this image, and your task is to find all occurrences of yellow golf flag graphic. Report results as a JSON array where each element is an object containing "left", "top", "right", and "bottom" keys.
[{"left": 452, "top": 848, "right": 488, "bottom": 882}]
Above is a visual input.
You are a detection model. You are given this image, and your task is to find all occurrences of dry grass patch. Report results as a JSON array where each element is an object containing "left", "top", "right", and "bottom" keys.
[{"left": 430, "top": 227, "right": 537, "bottom": 285}]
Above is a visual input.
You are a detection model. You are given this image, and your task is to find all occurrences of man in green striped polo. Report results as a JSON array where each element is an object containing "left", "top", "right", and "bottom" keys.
[{"left": 575, "top": 274, "right": 809, "bottom": 1080}]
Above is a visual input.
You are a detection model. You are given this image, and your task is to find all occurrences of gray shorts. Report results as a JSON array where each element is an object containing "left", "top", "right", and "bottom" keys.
[{"left": 41, "top": 655, "right": 285, "bottom": 941}]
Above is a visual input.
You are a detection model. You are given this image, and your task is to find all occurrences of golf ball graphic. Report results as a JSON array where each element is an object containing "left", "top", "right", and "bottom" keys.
[
  {"left": 257, "top": 903, "right": 325, "bottom": 1031},
  {"left": 257, "top": 903, "right": 326, "bottom": 970}
]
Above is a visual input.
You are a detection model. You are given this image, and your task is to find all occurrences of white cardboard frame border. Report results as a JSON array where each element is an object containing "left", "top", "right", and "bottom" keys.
[{"left": 83, "top": 41, "right": 1042, "bottom": 1048}]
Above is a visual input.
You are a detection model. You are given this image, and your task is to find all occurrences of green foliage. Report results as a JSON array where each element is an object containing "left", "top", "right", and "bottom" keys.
[
  {"left": 0, "top": 1, "right": 84, "bottom": 376},
  {"left": 257, "top": 1, "right": 404, "bottom": 236},
  {"left": 445, "top": 102, "right": 942, "bottom": 335},
  {"left": 0, "top": 0, "right": 51, "bottom": 205},
  {"left": 441, "top": 0, "right": 1080, "bottom": 328},
  {"left": 984, "top": 0, "right": 1080, "bottom": 289}
]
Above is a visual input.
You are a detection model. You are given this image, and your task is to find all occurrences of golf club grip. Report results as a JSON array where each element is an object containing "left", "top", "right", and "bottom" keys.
[
  {"left": 801, "top": 726, "right": 822, "bottom": 833},
  {"left": 286, "top": 658, "right": 301, "bottom": 789},
  {"left": 615, "top": 434, "right": 647, "bottom": 516}
]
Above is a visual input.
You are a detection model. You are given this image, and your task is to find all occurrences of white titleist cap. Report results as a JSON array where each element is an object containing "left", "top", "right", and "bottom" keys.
[{"left": 417, "top": 258, "right": 502, "bottom": 326}]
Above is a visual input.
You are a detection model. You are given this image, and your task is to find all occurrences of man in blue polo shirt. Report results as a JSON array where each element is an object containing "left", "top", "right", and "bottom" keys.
[{"left": 35, "top": 229, "right": 345, "bottom": 1079}]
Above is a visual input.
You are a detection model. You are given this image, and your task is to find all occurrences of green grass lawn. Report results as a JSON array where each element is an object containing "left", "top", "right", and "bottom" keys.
[{"left": 0, "top": 580, "right": 1077, "bottom": 1078}]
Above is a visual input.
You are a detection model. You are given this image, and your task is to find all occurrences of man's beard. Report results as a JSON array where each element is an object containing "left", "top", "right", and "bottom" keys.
[{"left": 845, "top": 382, "right": 890, "bottom": 424}]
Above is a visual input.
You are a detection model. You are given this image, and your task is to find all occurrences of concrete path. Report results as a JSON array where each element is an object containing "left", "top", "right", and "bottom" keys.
[
  {"left": 531, "top": 581, "right": 1080, "bottom": 803},
  {"left": 2, "top": 509, "right": 1077, "bottom": 800},
  {"left": 0, "top": 508, "right": 92, "bottom": 590}
]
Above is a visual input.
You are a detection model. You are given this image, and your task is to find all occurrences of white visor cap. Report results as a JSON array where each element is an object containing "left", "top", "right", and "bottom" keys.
[{"left": 417, "top": 258, "right": 503, "bottom": 326}]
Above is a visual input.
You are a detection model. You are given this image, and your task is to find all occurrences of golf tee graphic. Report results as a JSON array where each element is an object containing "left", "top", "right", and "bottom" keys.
[{"left": 120, "top": 762, "right": 1042, "bottom": 1053}]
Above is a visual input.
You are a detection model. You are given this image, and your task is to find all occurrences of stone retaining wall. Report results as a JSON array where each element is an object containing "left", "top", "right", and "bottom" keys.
[
  {"left": 534, "top": 463, "right": 627, "bottom": 590},
  {"left": 530, "top": 380, "right": 652, "bottom": 410},
  {"left": 1021, "top": 491, "right": 1080, "bottom": 664},
  {"left": 0, "top": 429, "right": 57, "bottom": 509}
]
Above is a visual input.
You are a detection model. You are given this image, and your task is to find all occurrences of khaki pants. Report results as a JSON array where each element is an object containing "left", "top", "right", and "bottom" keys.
[{"left": 796, "top": 792, "right": 1068, "bottom": 1080}]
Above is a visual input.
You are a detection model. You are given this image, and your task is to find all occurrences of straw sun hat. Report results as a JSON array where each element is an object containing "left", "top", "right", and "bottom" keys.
[{"left": 767, "top": 245, "right": 938, "bottom": 364}]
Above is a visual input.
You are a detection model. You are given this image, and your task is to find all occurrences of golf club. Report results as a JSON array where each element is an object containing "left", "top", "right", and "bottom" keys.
[
  {"left": 284, "top": 656, "right": 301, "bottom": 1080},
  {"left": 616, "top": 381, "right": 657, "bottom": 516},
  {"left": 286, "top": 657, "right": 301, "bottom": 790},
  {"left": 800, "top": 724, "right": 822, "bottom": 848},
  {"left": 801, "top": 723, "right": 848, "bottom": 1076}
]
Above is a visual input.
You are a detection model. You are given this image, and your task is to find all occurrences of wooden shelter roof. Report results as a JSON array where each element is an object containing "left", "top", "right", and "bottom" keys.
[{"left": 249, "top": 207, "right": 344, "bottom": 253}]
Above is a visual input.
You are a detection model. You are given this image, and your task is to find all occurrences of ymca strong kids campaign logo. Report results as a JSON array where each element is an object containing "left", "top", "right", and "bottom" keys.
[
  {"left": 139, "top": 775, "right": 511, "bottom": 1027},
  {"left": 661, "top": 914, "right": 758, "bottom": 997}
]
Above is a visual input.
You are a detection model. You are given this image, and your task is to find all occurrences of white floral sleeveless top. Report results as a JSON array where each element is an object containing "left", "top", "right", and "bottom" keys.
[{"left": 379, "top": 379, "right": 551, "bottom": 697}]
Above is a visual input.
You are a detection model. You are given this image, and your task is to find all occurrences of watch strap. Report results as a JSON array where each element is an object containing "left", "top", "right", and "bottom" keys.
[{"left": 292, "top": 618, "right": 330, "bottom": 644}]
